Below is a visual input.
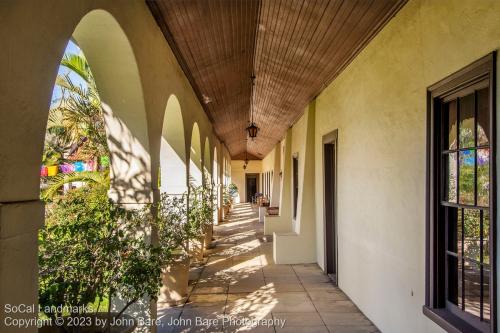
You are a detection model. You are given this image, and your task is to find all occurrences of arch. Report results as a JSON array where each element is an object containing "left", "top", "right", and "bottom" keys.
[
  {"left": 159, "top": 95, "right": 187, "bottom": 195},
  {"left": 189, "top": 122, "right": 202, "bottom": 186},
  {"left": 1, "top": 7, "right": 161, "bottom": 329},
  {"left": 72, "top": 9, "right": 151, "bottom": 204}
]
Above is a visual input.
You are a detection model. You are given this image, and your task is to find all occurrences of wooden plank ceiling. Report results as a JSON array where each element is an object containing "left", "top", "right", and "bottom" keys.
[{"left": 147, "top": 0, "right": 407, "bottom": 159}]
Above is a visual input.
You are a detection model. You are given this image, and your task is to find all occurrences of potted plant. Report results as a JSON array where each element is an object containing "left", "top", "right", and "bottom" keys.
[
  {"left": 155, "top": 193, "right": 191, "bottom": 305},
  {"left": 38, "top": 185, "right": 164, "bottom": 333},
  {"left": 222, "top": 185, "right": 231, "bottom": 216},
  {"left": 221, "top": 183, "right": 238, "bottom": 216},
  {"left": 201, "top": 178, "right": 216, "bottom": 250},
  {"left": 228, "top": 183, "right": 238, "bottom": 208},
  {"left": 187, "top": 183, "right": 206, "bottom": 264}
]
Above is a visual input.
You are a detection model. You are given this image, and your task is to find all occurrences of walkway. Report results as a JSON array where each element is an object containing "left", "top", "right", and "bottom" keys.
[{"left": 158, "top": 203, "right": 378, "bottom": 333}]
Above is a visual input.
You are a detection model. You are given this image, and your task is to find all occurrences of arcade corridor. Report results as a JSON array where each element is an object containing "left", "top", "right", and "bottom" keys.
[{"left": 158, "top": 204, "right": 376, "bottom": 333}]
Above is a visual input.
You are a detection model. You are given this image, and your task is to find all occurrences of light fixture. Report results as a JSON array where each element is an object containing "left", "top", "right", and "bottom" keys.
[
  {"left": 246, "top": 75, "right": 259, "bottom": 140},
  {"left": 246, "top": 122, "right": 259, "bottom": 139}
]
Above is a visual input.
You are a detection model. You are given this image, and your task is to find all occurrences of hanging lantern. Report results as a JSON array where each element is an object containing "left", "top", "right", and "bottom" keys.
[
  {"left": 246, "top": 75, "right": 259, "bottom": 140},
  {"left": 246, "top": 122, "right": 259, "bottom": 139}
]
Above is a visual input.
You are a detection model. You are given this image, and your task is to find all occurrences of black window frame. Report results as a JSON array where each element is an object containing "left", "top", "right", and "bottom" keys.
[{"left": 425, "top": 52, "right": 497, "bottom": 333}]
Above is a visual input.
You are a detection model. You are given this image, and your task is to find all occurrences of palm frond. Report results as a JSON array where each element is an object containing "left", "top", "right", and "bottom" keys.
[
  {"left": 55, "top": 74, "right": 88, "bottom": 99},
  {"left": 42, "top": 171, "right": 110, "bottom": 200},
  {"left": 60, "top": 53, "right": 95, "bottom": 87}
]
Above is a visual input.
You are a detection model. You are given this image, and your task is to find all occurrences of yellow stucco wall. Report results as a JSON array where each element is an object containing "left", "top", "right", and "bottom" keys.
[
  {"left": 262, "top": 147, "right": 276, "bottom": 172},
  {"left": 312, "top": 0, "right": 500, "bottom": 332}
]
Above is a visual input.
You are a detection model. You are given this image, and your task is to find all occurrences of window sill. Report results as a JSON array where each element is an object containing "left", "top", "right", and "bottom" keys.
[{"left": 423, "top": 306, "right": 489, "bottom": 333}]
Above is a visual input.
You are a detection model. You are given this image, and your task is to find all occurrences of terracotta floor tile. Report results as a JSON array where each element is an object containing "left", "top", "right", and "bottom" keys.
[
  {"left": 327, "top": 325, "right": 379, "bottom": 333},
  {"left": 272, "top": 312, "right": 325, "bottom": 327},
  {"left": 275, "top": 326, "right": 329, "bottom": 333},
  {"left": 319, "top": 313, "right": 373, "bottom": 327},
  {"left": 164, "top": 203, "right": 378, "bottom": 333}
]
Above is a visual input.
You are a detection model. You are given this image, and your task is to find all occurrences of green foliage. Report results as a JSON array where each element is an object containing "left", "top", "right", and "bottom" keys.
[
  {"left": 41, "top": 170, "right": 110, "bottom": 201},
  {"left": 187, "top": 180, "right": 215, "bottom": 238},
  {"left": 156, "top": 193, "right": 189, "bottom": 254},
  {"left": 39, "top": 185, "right": 162, "bottom": 326},
  {"left": 187, "top": 184, "right": 206, "bottom": 240},
  {"left": 228, "top": 183, "right": 238, "bottom": 197},
  {"left": 42, "top": 51, "right": 109, "bottom": 204},
  {"left": 223, "top": 183, "right": 238, "bottom": 206},
  {"left": 45, "top": 52, "right": 108, "bottom": 163},
  {"left": 155, "top": 176, "right": 216, "bottom": 259}
]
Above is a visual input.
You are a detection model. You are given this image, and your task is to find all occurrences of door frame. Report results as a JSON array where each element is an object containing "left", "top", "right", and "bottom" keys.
[
  {"left": 245, "top": 173, "right": 259, "bottom": 203},
  {"left": 322, "top": 129, "right": 338, "bottom": 285}
]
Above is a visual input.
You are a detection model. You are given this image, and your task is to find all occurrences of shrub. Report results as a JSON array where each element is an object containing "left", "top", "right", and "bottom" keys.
[
  {"left": 39, "top": 185, "right": 163, "bottom": 330},
  {"left": 156, "top": 193, "right": 189, "bottom": 254}
]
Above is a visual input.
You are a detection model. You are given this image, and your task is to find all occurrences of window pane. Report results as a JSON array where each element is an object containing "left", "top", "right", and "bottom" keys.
[
  {"left": 459, "top": 94, "right": 475, "bottom": 148},
  {"left": 446, "top": 100, "right": 458, "bottom": 150},
  {"left": 459, "top": 150, "right": 475, "bottom": 205},
  {"left": 477, "top": 88, "right": 489, "bottom": 146},
  {"left": 483, "top": 210, "right": 490, "bottom": 265},
  {"left": 483, "top": 264, "right": 491, "bottom": 322},
  {"left": 447, "top": 207, "right": 459, "bottom": 253},
  {"left": 447, "top": 255, "right": 458, "bottom": 305},
  {"left": 445, "top": 153, "right": 457, "bottom": 203},
  {"left": 464, "top": 209, "right": 480, "bottom": 261},
  {"left": 477, "top": 148, "right": 489, "bottom": 207},
  {"left": 464, "top": 259, "right": 481, "bottom": 318}
]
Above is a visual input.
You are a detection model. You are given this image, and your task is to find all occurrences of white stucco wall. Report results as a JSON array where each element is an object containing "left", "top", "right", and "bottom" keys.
[
  {"left": 312, "top": 0, "right": 500, "bottom": 332},
  {"left": 0, "top": 2, "right": 231, "bottom": 332}
]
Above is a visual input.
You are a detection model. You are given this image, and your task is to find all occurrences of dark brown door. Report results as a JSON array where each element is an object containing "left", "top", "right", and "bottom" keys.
[
  {"left": 293, "top": 157, "right": 299, "bottom": 219},
  {"left": 246, "top": 174, "right": 258, "bottom": 203},
  {"left": 324, "top": 142, "right": 337, "bottom": 284}
]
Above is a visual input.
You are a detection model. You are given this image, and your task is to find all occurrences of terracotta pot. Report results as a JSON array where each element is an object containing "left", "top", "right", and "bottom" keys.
[
  {"left": 204, "top": 224, "right": 213, "bottom": 250},
  {"left": 38, "top": 313, "right": 136, "bottom": 333},
  {"left": 189, "top": 236, "right": 205, "bottom": 263},
  {"left": 158, "top": 254, "right": 190, "bottom": 305}
]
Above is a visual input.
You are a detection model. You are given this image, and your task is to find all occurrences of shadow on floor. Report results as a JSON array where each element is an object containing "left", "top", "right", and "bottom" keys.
[{"left": 157, "top": 203, "right": 379, "bottom": 333}]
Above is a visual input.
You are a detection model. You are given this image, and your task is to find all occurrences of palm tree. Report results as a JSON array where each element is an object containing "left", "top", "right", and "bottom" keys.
[
  {"left": 45, "top": 53, "right": 108, "bottom": 161},
  {"left": 42, "top": 51, "right": 110, "bottom": 199}
]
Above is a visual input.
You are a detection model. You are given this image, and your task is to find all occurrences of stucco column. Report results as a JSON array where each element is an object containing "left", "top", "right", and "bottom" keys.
[
  {"left": 217, "top": 184, "right": 223, "bottom": 224},
  {"left": 274, "top": 102, "right": 316, "bottom": 264},
  {"left": 221, "top": 153, "right": 228, "bottom": 221},
  {"left": 264, "top": 128, "right": 293, "bottom": 235},
  {"left": 270, "top": 142, "right": 281, "bottom": 207},
  {"left": 0, "top": 200, "right": 44, "bottom": 333}
]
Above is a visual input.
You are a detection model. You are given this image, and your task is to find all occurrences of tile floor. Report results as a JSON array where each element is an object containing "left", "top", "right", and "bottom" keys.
[{"left": 157, "top": 203, "right": 379, "bottom": 333}]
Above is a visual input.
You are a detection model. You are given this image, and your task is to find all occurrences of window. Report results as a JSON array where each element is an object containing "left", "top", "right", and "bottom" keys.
[
  {"left": 425, "top": 53, "right": 496, "bottom": 333},
  {"left": 293, "top": 156, "right": 299, "bottom": 219}
]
